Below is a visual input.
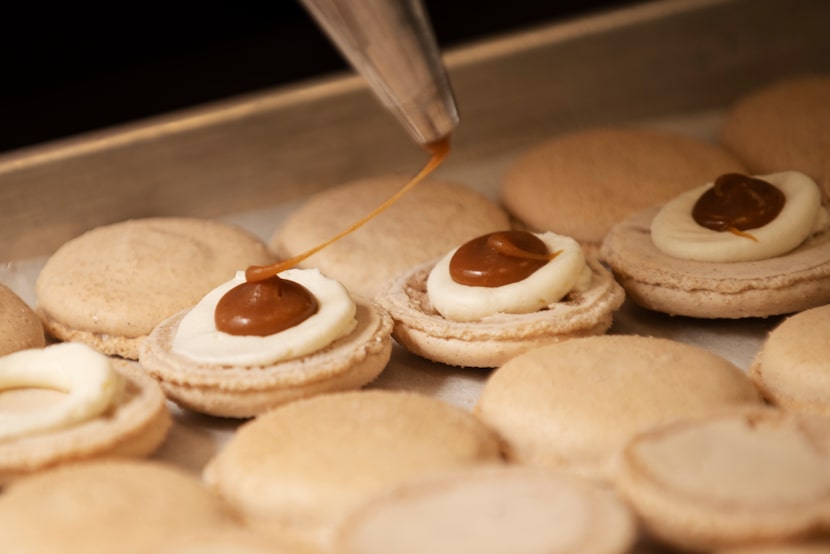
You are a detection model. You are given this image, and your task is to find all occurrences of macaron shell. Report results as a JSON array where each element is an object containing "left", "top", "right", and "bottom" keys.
[
  {"left": 601, "top": 206, "right": 830, "bottom": 318},
  {"left": 475, "top": 334, "right": 762, "bottom": 479},
  {"left": 203, "top": 390, "right": 502, "bottom": 548},
  {"left": 0, "top": 284, "right": 45, "bottom": 356},
  {"left": 721, "top": 75, "right": 830, "bottom": 184},
  {"left": 139, "top": 299, "right": 394, "bottom": 418},
  {"left": 0, "top": 359, "right": 172, "bottom": 484},
  {"left": 376, "top": 256, "right": 625, "bottom": 368},
  {"left": 751, "top": 304, "right": 830, "bottom": 415}
]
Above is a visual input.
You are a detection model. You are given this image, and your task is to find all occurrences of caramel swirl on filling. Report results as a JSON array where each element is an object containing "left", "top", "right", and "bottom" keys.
[
  {"left": 449, "top": 230, "right": 558, "bottom": 287},
  {"left": 214, "top": 275, "right": 319, "bottom": 336},
  {"left": 692, "top": 173, "right": 786, "bottom": 238}
]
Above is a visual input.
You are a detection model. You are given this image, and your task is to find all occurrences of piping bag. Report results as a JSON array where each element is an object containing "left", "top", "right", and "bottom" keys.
[{"left": 299, "top": 0, "right": 459, "bottom": 146}]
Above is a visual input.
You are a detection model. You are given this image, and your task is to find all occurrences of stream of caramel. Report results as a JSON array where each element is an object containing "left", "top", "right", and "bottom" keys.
[{"left": 245, "top": 137, "right": 451, "bottom": 282}]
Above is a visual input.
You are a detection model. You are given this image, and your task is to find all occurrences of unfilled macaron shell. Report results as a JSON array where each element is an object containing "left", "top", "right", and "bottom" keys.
[
  {"left": 474, "top": 334, "right": 763, "bottom": 479},
  {"left": 614, "top": 409, "right": 830, "bottom": 551},
  {"left": 0, "top": 284, "right": 45, "bottom": 356},
  {"left": 203, "top": 390, "right": 503, "bottom": 548},
  {"left": 334, "top": 465, "right": 636, "bottom": 554},
  {"left": 720, "top": 75, "right": 830, "bottom": 184},
  {"left": 751, "top": 304, "right": 830, "bottom": 415},
  {"left": 0, "top": 460, "right": 241, "bottom": 554}
]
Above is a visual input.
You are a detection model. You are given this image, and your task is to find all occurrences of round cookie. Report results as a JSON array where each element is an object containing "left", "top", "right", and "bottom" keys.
[
  {"left": 159, "top": 529, "right": 320, "bottom": 554},
  {"left": 376, "top": 256, "right": 624, "bottom": 367},
  {"left": 614, "top": 409, "right": 830, "bottom": 552},
  {"left": 601, "top": 205, "right": 830, "bottom": 318},
  {"left": 750, "top": 304, "right": 830, "bottom": 415},
  {"left": 35, "top": 217, "right": 275, "bottom": 359},
  {"left": 720, "top": 75, "right": 830, "bottom": 184},
  {"left": 333, "top": 465, "right": 636, "bottom": 554},
  {"left": 0, "top": 356, "right": 171, "bottom": 484},
  {"left": 203, "top": 390, "right": 502, "bottom": 549},
  {"left": 139, "top": 297, "right": 394, "bottom": 418},
  {"left": 474, "top": 335, "right": 763, "bottom": 479},
  {"left": 0, "top": 284, "right": 45, "bottom": 356},
  {"left": 501, "top": 127, "right": 746, "bottom": 251},
  {"left": 270, "top": 175, "right": 510, "bottom": 299},
  {"left": 0, "top": 459, "right": 241, "bottom": 554}
]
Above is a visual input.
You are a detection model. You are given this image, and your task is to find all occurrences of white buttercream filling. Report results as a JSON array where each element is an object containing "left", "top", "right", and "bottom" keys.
[
  {"left": 172, "top": 269, "right": 357, "bottom": 366},
  {"left": 0, "top": 342, "right": 124, "bottom": 441},
  {"left": 651, "top": 171, "right": 827, "bottom": 262},
  {"left": 426, "top": 232, "right": 589, "bottom": 322}
]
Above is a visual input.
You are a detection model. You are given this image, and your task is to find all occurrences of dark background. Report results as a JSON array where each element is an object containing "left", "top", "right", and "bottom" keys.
[{"left": 0, "top": 1, "right": 636, "bottom": 153}]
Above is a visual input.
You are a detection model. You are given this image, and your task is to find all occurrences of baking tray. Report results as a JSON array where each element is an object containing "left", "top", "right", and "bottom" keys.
[{"left": 1, "top": 0, "right": 829, "bottom": 488}]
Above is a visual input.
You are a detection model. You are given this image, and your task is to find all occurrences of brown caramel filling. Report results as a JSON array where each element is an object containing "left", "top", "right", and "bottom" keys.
[
  {"left": 215, "top": 275, "right": 318, "bottom": 336},
  {"left": 692, "top": 173, "right": 785, "bottom": 240},
  {"left": 450, "top": 230, "right": 558, "bottom": 287},
  {"left": 214, "top": 137, "right": 451, "bottom": 335}
]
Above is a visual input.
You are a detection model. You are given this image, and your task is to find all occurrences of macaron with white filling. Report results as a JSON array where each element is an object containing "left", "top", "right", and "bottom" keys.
[
  {"left": 0, "top": 342, "right": 171, "bottom": 484},
  {"left": 376, "top": 230, "right": 624, "bottom": 368},
  {"left": 139, "top": 268, "right": 393, "bottom": 418},
  {"left": 601, "top": 171, "right": 830, "bottom": 318}
]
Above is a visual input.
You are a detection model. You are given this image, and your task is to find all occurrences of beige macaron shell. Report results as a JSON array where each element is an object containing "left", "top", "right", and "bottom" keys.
[
  {"left": 271, "top": 175, "right": 510, "bottom": 299},
  {"left": 601, "top": 206, "right": 830, "bottom": 318},
  {"left": 501, "top": 127, "right": 746, "bottom": 247},
  {"left": 139, "top": 299, "right": 393, "bottom": 418},
  {"left": 0, "top": 359, "right": 171, "bottom": 484},
  {"left": 614, "top": 410, "right": 830, "bottom": 551},
  {"left": 0, "top": 459, "right": 241, "bottom": 554},
  {"left": 35, "top": 218, "right": 274, "bottom": 358},
  {"left": 334, "top": 465, "right": 636, "bottom": 554},
  {"left": 376, "top": 257, "right": 625, "bottom": 368},
  {"left": 158, "top": 528, "right": 323, "bottom": 554},
  {"left": 0, "top": 284, "right": 45, "bottom": 356},
  {"left": 751, "top": 304, "right": 830, "bottom": 415},
  {"left": 474, "top": 335, "right": 762, "bottom": 479},
  {"left": 203, "top": 390, "right": 502, "bottom": 547},
  {"left": 721, "top": 75, "right": 830, "bottom": 184}
]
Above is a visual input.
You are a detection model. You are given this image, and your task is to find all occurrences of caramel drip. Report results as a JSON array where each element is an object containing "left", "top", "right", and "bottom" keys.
[
  {"left": 246, "top": 137, "right": 451, "bottom": 283},
  {"left": 450, "top": 230, "right": 559, "bottom": 288}
]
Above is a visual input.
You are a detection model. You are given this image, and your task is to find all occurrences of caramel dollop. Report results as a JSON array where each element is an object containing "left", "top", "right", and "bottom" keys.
[
  {"left": 214, "top": 275, "right": 318, "bottom": 336},
  {"left": 693, "top": 173, "right": 785, "bottom": 234},
  {"left": 449, "top": 231, "right": 557, "bottom": 287}
]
